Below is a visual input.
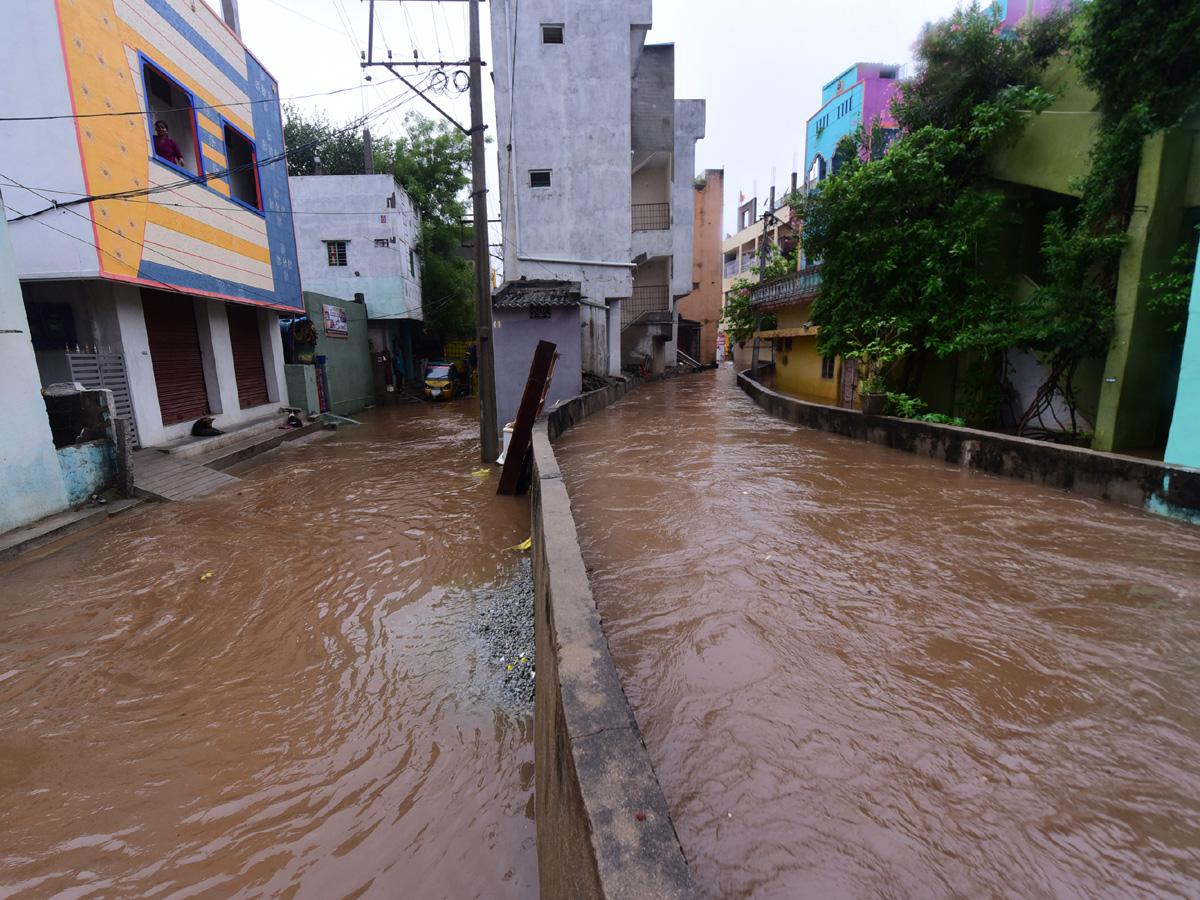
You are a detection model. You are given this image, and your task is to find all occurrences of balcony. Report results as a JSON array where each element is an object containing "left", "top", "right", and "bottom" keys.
[
  {"left": 723, "top": 258, "right": 740, "bottom": 278},
  {"left": 748, "top": 264, "right": 822, "bottom": 311},
  {"left": 622, "top": 284, "right": 670, "bottom": 326},
  {"left": 632, "top": 203, "right": 671, "bottom": 232}
]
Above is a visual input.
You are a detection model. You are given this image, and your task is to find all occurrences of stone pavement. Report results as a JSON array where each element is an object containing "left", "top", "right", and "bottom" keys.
[{"left": 1, "top": 416, "right": 326, "bottom": 565}]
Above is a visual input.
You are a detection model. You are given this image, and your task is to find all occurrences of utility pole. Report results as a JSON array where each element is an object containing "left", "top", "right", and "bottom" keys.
[
  {"left": 750, "top": 187, "right": 775, "bottom": 381},
  {"left": 468, "top": 0, "right": 498, "bottom": 463},
  {"left": 361, "top": 0, "right": 498, "bottom": 463}
]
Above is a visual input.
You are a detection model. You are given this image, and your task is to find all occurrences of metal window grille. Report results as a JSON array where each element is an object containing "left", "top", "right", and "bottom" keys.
[
  {"left": 374, "top": 238, "right": 389, "bottom": 248},
  {"left": 631, "top": 203, "right": 670, "bottom": 232},
  {"left": 529, "top": 307, "right": 551, "bottom": 319},
  {"left": 821, "top": 356, "right": 836, "bottom": 380},
  {"left": 530, "top": 170, "right": 552, "bottom": 188},
  {"left": 327, "top": 241, "right": 348, "bottom": 266},
  {"left": 622, "top": 284, "right": 669, "bottom": 325},
  {"left": 542, "top": 24, "right": 563, "bottom": 43}
]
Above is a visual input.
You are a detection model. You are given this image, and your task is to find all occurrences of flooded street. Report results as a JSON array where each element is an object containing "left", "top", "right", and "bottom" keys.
[
  {"left": 556, "top": 368, "right": 1200, "bottom": 900},
  {"left": 0, "top": 402, "right": 536, "bottom": 900}
]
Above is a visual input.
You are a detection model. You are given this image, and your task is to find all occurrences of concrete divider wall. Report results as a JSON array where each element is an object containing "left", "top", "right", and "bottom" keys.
[
  {"left": 739, "top": 370, "right": 1200, "bottom": 524},
  {"left": 531, "top": 377, "right": 698, "bottom": 900}
]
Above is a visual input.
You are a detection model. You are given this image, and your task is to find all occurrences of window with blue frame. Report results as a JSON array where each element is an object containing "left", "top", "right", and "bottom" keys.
[
  {"left": 221, "top": 120, "right": 262, "bottom": 212},
  {"left": 142, "top": 57, "right": 202, "bottom": 177}
]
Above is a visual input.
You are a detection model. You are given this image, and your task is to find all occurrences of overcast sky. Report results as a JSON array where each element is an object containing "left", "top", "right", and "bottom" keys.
[{"left": 234, "top": 0, "right": 964, "bottom": 241}]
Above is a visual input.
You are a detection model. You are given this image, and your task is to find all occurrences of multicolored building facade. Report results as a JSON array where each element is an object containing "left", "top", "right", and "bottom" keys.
[
  {"left": 803, "top": 62, "right": 901, "bottom": 192},
  {"left": 2, "top": 0, "right": 301, "bottom": 448}
]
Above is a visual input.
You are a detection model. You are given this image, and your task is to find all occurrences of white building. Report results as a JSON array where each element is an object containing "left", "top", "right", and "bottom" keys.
[
  {"left": 488, "top": 0, "right": 705, "bottom": 383},
  {"left": 289, "top": 174, "right": 423, "bottom": 380}
]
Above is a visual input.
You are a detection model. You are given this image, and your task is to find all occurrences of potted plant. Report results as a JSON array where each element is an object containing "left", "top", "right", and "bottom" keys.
[{"left": 847, "top": 319, "right": 912, "bottom": 415}]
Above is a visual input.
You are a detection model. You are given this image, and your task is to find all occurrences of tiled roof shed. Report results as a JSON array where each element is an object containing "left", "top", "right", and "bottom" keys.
[{"left": 492, "top": 279, "right": 581, "bottom": 309}]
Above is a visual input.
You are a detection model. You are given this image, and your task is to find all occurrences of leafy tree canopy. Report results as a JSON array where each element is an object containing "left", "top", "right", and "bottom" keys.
[{"left": 800, "top": 3, "right": 1071, "bottom": 369}]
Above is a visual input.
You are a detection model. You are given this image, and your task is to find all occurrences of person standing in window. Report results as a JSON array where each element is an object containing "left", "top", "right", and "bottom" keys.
[{"left": 153, "top": 120, "right": 185, "bottom": 168}]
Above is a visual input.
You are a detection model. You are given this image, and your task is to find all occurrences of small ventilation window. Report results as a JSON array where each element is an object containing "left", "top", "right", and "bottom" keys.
[
  {"left": 542, "top": 24, "right": 564, "bottom": 43},
  {"left": 530, "top": 169, "right": 552, "bottom": 188},
  {"left": 326, "top": 240, "right": 348, "bottom": 267},
  {"left": 821, "top": 356, "right": 836, "bottom": 380},
  {"left": 530, "top": 307, "right": 552, "bottom": 319}
]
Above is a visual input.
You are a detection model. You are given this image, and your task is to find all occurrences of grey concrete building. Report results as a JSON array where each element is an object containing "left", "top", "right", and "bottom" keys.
[{"left": 489, "top": 0, "right": 705, "bottom": 392}]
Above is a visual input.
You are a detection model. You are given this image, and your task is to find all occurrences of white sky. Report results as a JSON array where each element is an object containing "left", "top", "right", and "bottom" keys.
[{"left": 234, "top": 0, "right": 963, "bottom": 243}]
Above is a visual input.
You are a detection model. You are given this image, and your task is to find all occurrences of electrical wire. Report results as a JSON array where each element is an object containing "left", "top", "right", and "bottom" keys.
[
  {"left": 0, "top": 83, "right": 378, "bottom": 123},
  {"left": 5, "top": 88, "right": 418, "bottom": 224},
  {"left": 5, "top": 172, "right": 292, "bottom": 309}
]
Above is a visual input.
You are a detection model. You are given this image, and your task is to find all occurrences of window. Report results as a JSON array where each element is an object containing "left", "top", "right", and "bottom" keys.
[
  {"left": 326, "top": 241, "right": 348, "bottom": 267},
  {"left": 409, "top": 249, "right": 415, "bottom": 275},
  {"left": 530, "top": 169, "right": 552, "bottom": 188},
  {"left": 807, "top": 154, "right": 827, "bottom": 185},
  {"left": 221, "top": 120, "right": 262, "bottom": 211},
  {"left": 821, "top": 356, "right": 836, "bottom": 380},
  {"left": 530, "top": 307, "right": 551, "bottom": 319},
  {"left": 142, "top": 57, "right": 201, "bottom": 176},
  {"left": 542, "top": 24, "right": 564, "bottom": 43},
  {"left": 374, "top": 238, "right": 389, "bottom": 248}
]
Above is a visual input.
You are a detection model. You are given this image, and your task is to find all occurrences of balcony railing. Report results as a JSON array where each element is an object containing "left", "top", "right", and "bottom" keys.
[
  {"left": 632, "top": 203, "right": 671, "bottom": 232},
  {"left": 622, "top": 283, "right": 669, "bottom": 325},
  {"left": 748, "top": 263, "right": 822, "bottom": 310},
  {"left": 740, "top": 252, "right": 756, "bottom": 272},
  {"left": 723, "top": 259, "right": 740, "bottom": 278}
]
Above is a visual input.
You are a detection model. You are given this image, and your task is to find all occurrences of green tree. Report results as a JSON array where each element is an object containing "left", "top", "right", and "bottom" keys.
[
  {"left": 798, "top": 2, "right": 1070, "bottom": 410},
  {"left": 382, "top": 112, "right": 477, "bottom": 338},
  {"left": 281, "top": 104, "right": 370, "bottom": 177}
]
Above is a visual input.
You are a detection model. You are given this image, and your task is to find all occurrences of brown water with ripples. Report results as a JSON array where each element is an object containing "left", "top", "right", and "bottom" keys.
[
  {"left": 556, "top": 368, "right": 1200, "bottom": 900},
  {"left": 0, "top": 401, "right": 536, "bottom": 900}
]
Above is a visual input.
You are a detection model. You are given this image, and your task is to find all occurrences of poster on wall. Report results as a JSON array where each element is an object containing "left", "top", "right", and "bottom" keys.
[
  {"left": 323, "top": 304, "right": 348, "bottom": 338},
  {"left": 717, "top": 333, "right": 727, "bottom": 361}
]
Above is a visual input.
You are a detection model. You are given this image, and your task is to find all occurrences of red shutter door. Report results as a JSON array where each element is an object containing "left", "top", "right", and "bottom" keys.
[
  {"left": 142, "top": 290, "right": 210, "bottom": 424},
  {"left": 226, "top": 304, "right": 269, "bottom": 409}
]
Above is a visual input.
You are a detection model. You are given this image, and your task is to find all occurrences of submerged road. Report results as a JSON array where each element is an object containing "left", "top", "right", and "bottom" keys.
[
  {"left": 0, "top": 402, "right": 536, "bottom": 900},
  {"left": 556, "top": 367, "right": 1200, "bottom": 900}
]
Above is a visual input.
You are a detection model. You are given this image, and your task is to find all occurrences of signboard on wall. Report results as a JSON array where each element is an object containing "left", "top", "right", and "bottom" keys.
[{"left": 322, "top": 304, "right": 348, "bottom": 338}]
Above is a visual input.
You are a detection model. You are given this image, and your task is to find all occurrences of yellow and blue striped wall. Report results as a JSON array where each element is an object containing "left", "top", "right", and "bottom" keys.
[{"left": 54, "top": 0, "right": 301, "bottom": 311}]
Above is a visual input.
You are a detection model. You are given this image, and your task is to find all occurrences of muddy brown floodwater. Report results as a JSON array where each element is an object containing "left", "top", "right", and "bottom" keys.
[
  {"left": 556, "top": 368, "right": 1200, "bottom": 900},
  {"left": 0, "top": 401, "right": 536, "bottom": 900}
]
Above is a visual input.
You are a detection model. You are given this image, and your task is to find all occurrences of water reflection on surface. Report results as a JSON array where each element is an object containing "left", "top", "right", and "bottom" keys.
[
  {"left": 556, "top": 368, "right": 1200, "bottom": 900},
  {"left": 0, "top": 402, "right": 536, "bottom": 900}
]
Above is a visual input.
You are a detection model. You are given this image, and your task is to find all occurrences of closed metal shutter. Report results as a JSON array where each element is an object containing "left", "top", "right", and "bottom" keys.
[
  {"left": 226, "top": 304, "right": 270, "bottom": 409},
  {"left": 142, "top": 290, "right": 210, "bottom": 424}
]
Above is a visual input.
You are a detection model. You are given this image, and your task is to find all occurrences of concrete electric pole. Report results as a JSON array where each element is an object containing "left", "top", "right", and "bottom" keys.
[{"left": 361, "top": 0, "right": 499, "bottom": 464}]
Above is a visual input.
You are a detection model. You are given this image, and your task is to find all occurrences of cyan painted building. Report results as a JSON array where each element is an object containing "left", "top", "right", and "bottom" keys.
[
  {"left": 0, "top": 190, "right": 71, "bottom": 533},
  {"left": 804, "top": 63, "right": 901, "bottom": 188},
  {"left": 1165, "top": 250, "right": 1200, "bottom": 468}
]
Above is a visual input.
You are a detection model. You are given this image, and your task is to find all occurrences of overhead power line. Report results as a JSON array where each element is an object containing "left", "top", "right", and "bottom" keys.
[
  {"left": 4, "top": 84, "right": 425, "bottom": 224},
  {"left": 0, "top": 83, "right": 379, "bottom": 123}
]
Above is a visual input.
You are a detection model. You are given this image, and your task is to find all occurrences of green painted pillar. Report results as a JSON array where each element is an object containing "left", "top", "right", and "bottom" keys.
[
  {"left": 1093, "top": 130, "right": 1192, "bottom": 454},
  {"left": 1164, "top": 248, "right": 1200, "bottom": 467}
]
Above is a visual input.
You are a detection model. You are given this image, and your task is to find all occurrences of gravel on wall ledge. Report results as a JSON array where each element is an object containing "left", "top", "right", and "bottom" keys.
[{"left": 470, "top": 555, "right": 535, "bottom": 711}]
